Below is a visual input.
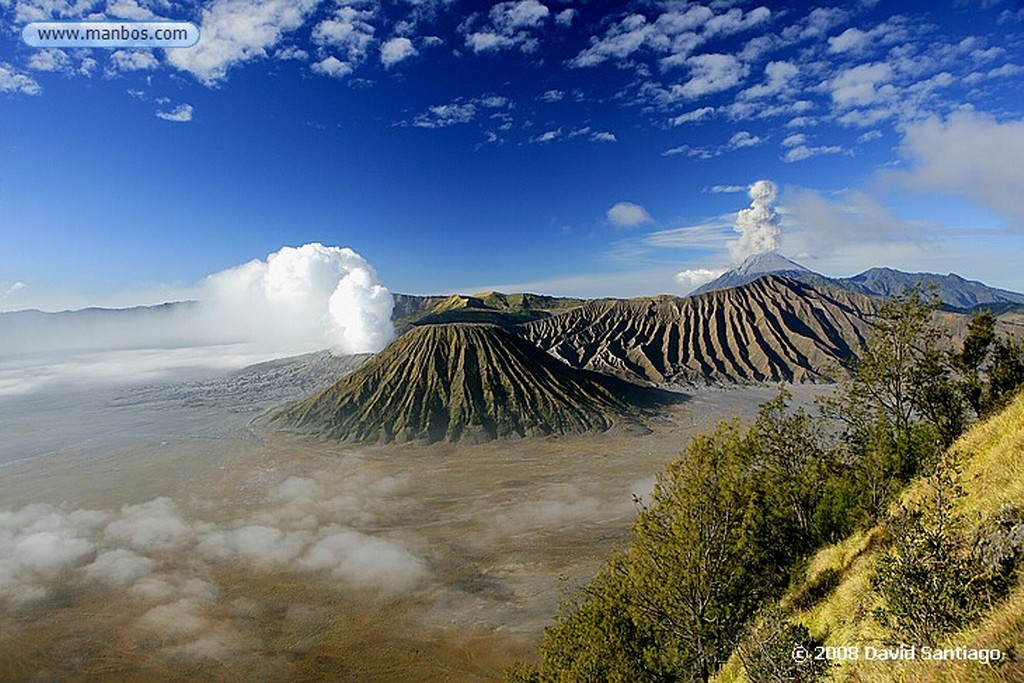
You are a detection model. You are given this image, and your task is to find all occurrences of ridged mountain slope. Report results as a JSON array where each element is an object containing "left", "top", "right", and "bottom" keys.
[
  {"left": 522, "top": 276, "right": 880, "bottom": 385},
  {"left": 270, "top": 323, "right": 656, "bottom": 444}
]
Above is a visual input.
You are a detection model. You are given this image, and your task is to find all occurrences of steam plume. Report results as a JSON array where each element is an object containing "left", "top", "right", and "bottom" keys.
[
  {"left": 727, "top": 180, "right": 781, "bottom": 261},
  {"left": 201, "top": 243, "right": 395, "bottom": 354}
]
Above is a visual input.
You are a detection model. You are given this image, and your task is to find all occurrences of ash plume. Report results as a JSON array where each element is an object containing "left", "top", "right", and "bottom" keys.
[{"left": 727, "top": 180, "right": 781, "bottom": 261}]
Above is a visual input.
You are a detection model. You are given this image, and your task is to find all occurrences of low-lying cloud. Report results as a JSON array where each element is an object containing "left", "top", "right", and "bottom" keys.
[
  {"left": 0, "top": 243, "right": 395, "bottom": 395},
  {"left": 0, "top": 469, "right": 430, "bottom": 610}
]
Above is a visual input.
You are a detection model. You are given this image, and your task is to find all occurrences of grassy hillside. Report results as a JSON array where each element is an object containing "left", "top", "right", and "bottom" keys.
[{"left": 716, "top": 391, "right": 1024, "bottom": 682}]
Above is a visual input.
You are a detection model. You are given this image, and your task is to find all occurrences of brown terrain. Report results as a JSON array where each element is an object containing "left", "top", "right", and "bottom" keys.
[
  {"left": 270, "top": 323, "right": 676, "bottom": 444},
  {"left": 523, "top": 275, "right": 880, "bottom": 385}
]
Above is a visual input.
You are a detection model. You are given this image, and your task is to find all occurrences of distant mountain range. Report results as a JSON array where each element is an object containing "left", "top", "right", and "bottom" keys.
[{"left": 692, "top": 252, "right": 1024, "bottom": 309}]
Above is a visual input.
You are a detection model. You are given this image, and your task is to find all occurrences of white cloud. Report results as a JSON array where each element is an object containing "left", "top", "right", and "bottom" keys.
[
  {"left": 413, "top": 102, "right": 477, "bottom": 128},
  {"left": 531, "top": 128, "right": 561, "bottom": 143},
  {"left": 830, "top": 62, "right": 895, "bottom": 108},
  {"left": 858, "top": 129, "right": 883, "bottom": 143},
  {"left": 464, "top": 31, "right": 517, "bottom": 53},
  {"left": 591, "top": 131, "right": 617, "bottom": 142},
  {"left": 643, "top": 221, "right": 732, "bottom": 249},
  {"left": 607, "top": 202, "right": 653, "bottom": 228},
  {"left": 729, "top": 131, "right": 764, "bottom": 148},
  {"left": 110, "top": 50, "right": 159, "bottom": 72},
  {"left": 555, "top": 8, "right": 575, "bottom": 27},
  {"left": 0, "top": 62, "right": 42, "bottom": 95},
  {"left": 311, "top": 55, "right": 352, "bottom": 78},
  {"left": 540, "top": 88, "right": 563, "bottom": 102},
  {"left": 738, "top": 60, "right": 799, "bottom": 99},
  {"left": 312, "top": 5, "right": 375, "bottom": 64},
  {"left": 1, "top": 281, "right": 27, "bottom": 299},
  {"left": 166, "top": 0, "right": 322, "bottom": 85},
  {"left": 783, "top": 187, "right": 932, "bottom": 257},
  {"left": 675, "top": 53, "right": 749, "bottom": 99},
  {"left": 489, "top": 0, "right": 548, "bottom": 31},
  {"left": 569, "top": 13, "right": 652, "bottom": 67},
  {"left": 890, "top": 111, "right": 1024, "bottom": 230},
  {"left": 106, "top": 0, "right": 158, "bottom": 19},
  {"left": 706, "top": 185, "right": 746, "bottom": 194},
  {"left": 274, "top": 45, "right": 309, "bottom": 60},
  {"left": 783, "top": 145, "right": 843, "bottom": 162},
  {"left": 674, "top": 268, "right": 725, "bottom": 293},
  {"left": 27, "top": 49, "right": 72, "bottom": 73},
  {"left": 668, "top": 106, "right": 714, "bottom": 126},
  {"left": 462, "top": 0, "right": 549, "bottom": 54},
  {"left": 782, "top": 133, "right": 807, "bottom": 147},
  {"left": 828, "top": 27, "right": 868, "bottom": 53},
  {"left": 380, "top": 36, "right": 417, "bottom": 67},
  {"left": 155, "top": 103, "right": 193, "bottom": 122},
  {"left": 104, "top": 498, "right": 193, "bottom": 552}
]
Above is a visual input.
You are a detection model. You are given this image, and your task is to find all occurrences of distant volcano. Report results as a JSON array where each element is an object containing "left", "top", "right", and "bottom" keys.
[
  {"left": 691, "top": 252, "right": 812, "bottom": 295},
  {"left": 270, "top": 323, "right": 664, "bottom": 444}
]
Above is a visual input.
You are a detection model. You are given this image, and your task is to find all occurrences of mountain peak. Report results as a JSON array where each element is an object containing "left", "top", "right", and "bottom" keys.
[
  {"left": 734, "top": 251, "right": 810, "bottom": 276},
  {"left": 691, "top": 252, "right": 813, "bottom": 295},
  {"left": 270, "top": 323, "right": 654, "bottom": 444}
]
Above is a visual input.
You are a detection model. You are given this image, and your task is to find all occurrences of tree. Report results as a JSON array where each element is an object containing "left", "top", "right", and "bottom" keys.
[
  {"left": 625, "top": 421, "right": 799, "bottom": 682},
  {"left": 872, "top": 454, "right": 995, "bottom": 645},
  {"left": 819, "top": 285, "right": 950, "bottom": 521},
  {"left": 530, "top": 555, "right": 665, "bottom": 682},
  {"left": 516, "top": 418, "right": 809, "bottom": 682},
  {"left": 989, "top": 337, "right": 1024, "bottom": 409},
  {"left": 750, "top": 390, "right": 843, "bottom": 546},
  {"left": 736, "top": 606, "right": 832, "bottom": 683},
  {"left": 955, "top": 311, "right": 996, "bottom": 416}
]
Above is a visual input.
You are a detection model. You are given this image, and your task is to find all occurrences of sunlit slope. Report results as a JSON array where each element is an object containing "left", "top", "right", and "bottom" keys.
[
  {"left": 718, "top": 392, "right": 1024, "bottom": 683},
  {"left": 270, "top": 323, "right": 661, "bottom": 444},
  {"left": 523, "top": 275, "right": 880, "bottom": 385}
]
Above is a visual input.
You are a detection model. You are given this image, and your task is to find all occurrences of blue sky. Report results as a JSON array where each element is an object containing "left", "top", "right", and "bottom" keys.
[{"left": 2, "top": 0, "right": 1024, "bottom": 309}]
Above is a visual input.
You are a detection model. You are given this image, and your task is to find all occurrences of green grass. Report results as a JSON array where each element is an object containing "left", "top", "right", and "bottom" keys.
[{"left": 715, "top": 391, "right": 1024, "bottom": 683}]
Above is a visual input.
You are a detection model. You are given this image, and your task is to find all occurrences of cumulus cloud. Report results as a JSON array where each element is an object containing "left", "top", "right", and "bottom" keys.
[
  {"left": 738, "top": 60, "right": 799, "bottom": 99},
  {"left": 728, "top": 180, "right": 781, "bottom": 260},
  {"left": 783, "top": 144, "right": 844, "bottom": 163},
  {"left": 463, "top": 0, "right": 549, "bottom": 54},
  {"left": 607, "top": 202, "right": 653, "bottom": 228},
  {"left": 311, "top": 4, "right": 376, "bottom": 74},
  {"left": 830, "top": 62, "right": 895, "bottom": 108},
  {"left": 668, "top": 106, "right": 715, "bottom": 126},
  {"left": 675, "top": 53, "right": 749, "bottom": 99},
  {"left": 110, "top": 49, "right": 159, "bottom": 72},
  {"left": 27, "top": 49, "right": 72, "bottom": 73},
  {"left": 311, "top": 55, "right": 352, "bottom": 78},
  {"left": 200, "top": 243, "right": 395, "bottom": 354},
  {"left": 674, "top": 268, "right": 725, "bottom": 293},
  {"left": 166, "top": 0, "right": 321, "bottom": 85},
  {"left": 380, "top": 36, "right": 417, "bottom": 67},
  {"left": 890, "top": 111, "right": 1024, "bottom": 230},
  {"left": 0, "top": 62, "right": 42, "bottom": 95},
  {"left": 155, "top": 103, "right": 193, "bottom": 122},
  {"left": 729, "top": 130, "right": 764, "bottom": 148}
]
